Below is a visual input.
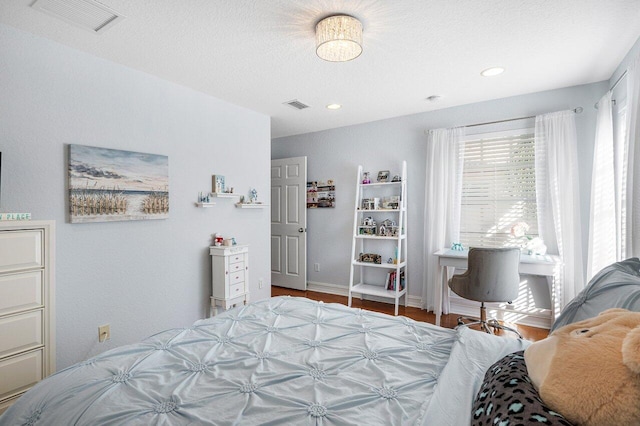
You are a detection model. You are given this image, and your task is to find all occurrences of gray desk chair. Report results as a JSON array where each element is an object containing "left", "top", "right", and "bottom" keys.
[{"left": 448, "top": 247, "right": 522, "bottom": 338}]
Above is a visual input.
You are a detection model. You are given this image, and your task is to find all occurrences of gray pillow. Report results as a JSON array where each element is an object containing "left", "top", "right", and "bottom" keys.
[{"left": 551, "top": 257, "right": 640, "bottom": 331}]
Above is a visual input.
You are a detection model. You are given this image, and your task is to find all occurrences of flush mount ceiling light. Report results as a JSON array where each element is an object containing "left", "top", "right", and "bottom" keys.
[
  {"left": 316, "top": 15, "right": 363, "bottom": 62},
  {"left": 326, "top": 103, "right": 342, "bottom": 110},
  {"left": 481, "top": 67, "right": 505, "bottom": 77}
]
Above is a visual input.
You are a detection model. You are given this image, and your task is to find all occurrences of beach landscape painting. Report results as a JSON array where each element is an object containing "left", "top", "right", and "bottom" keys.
[{"left": 69, "top": 145, "right": 169, "bottom": 223}]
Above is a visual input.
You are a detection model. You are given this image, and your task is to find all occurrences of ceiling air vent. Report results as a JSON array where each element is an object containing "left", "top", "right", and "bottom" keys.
[
  {"left": 284, "top": 100, "right": 310, "bottom": 110},
  {"left": 31, "top": 0, "right": 125, "bottom": 34}
]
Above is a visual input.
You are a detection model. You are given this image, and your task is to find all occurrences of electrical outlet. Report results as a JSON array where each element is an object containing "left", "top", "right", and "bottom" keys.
[
  {"left": 98, "top": 324, "right": 110, "bottom": 342},
  {"left": 314, "top": 263, "right": 320, "bottom": 272},
  {"left": 258, "top": 278, "right": 264, "bottom": 289}
]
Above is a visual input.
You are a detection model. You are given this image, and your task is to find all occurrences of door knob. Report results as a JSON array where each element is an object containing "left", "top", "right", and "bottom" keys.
[{"left": 298, "top": 228, "right": 305, "bottom": 233}]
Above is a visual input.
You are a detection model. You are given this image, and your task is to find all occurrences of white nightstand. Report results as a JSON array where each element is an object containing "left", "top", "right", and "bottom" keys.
[{"left": 209, "top": 244, "right": 250, "bottom": 316}]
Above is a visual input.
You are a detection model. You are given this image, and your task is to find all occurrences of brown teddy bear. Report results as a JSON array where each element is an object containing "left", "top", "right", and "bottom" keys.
[{"left": 524, "top": 308, "right": 640, "bottom": 426}]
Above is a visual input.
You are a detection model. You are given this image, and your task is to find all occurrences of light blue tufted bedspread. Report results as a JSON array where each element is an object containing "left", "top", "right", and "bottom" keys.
[{"left": 0, "top": 297, "right": 528, "bottom": 425}]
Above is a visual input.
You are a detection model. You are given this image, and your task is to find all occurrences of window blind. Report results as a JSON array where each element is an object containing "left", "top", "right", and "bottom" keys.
[{"left": 460, "top": 132, "right": 538, "bottom": 248}]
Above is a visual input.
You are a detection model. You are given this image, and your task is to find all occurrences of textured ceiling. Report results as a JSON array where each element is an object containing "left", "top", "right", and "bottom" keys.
[{"left": 1, "top": 1, "right": 639, "bottom": 138}]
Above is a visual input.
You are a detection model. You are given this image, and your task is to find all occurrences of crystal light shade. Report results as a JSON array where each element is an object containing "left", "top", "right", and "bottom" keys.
[{"left": 315, "top": 15, "right": 363, "bottom": 62}]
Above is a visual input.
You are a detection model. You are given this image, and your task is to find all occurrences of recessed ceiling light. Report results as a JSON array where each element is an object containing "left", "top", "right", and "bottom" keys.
[
  {"left": 326, "top": 104, "right": 342, "bottom": 110},
  {"left": 426, "top": 95, "right": 442, "bottom": 102},
  {"left": 481, "top": 67, "right": 505, "bottom": 77}
]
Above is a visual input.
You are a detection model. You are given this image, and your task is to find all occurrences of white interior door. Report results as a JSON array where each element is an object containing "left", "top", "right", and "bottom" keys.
[{"left": 271, "top": 157, "right": 307, "bottom": 290}]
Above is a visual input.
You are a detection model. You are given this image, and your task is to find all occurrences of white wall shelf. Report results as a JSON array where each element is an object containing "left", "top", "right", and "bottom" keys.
[
  {"left": 235, "top": 203, "right": 268, "bottom": 209},
  {"left": 211, "top": 193, "right": 241, "bottom": 199},
  {"left": 352, "top": 260, "right": 407, "bottom": 269},
  {"left": 355, "top": 235, "right": 407, "bottom": 241},
  {"left": 196, "top": 202, "right": 216, "bottom": 207}
]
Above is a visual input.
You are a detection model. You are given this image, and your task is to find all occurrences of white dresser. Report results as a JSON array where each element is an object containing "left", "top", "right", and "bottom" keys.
[
  {"left": 210, "top": 244, "right": 249, "bottom": 316},
  {"left": 0, "top": 221, "right": 55, "bottom": 414}
]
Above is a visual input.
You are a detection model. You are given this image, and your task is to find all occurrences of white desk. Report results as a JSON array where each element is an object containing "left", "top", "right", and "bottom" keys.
[{"left": 433, "top": 248, "right": 562, "bottom": 327}]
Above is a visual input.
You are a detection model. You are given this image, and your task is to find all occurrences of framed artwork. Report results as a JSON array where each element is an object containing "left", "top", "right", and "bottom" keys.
[
  {"left": 307, "top": 180, "right": 335, "bottom": 208},
  {"left": 212, "top": 175, "right": 225, "bottom": 193},
  {"left": 377, "top": 170, "right": 390, "bottom": 182},
  {"left": 68, "top": 144, "right": 169, "bottom": 223}
]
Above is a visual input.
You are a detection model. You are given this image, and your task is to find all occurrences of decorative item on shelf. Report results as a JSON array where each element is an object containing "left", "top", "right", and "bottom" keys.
[
  {"left": 224, "top": 187, "right": 234, "bottom": 194},
  {"left": 213, "top": 233, "right": 224, "bottom": 247},
  {"left": 359, "top": 226, "right": 376, "bottom": 235},
  {"left": 359, "top": 216, "right": 376, "bottom": 234},
  {"left": 381, "top": 196, "right": 400, "bottom": 210},
  {"left": 198, "top": 192, "right": 211, "bottom": 203},
  {"left": 378, "top": 219, "right": 399, "bottom": 237},
  {"left": 249, "top": 188, "right": 258, "bottom": 203},
  {"left": 223, "top": 238, "right": 233, "bottom": 246},
  {"left": 362, "top": 172, "right": 371, "bottom": 184},
  {"left": 361, "top": 198, "right": 376, "bottom": 210},
  {"left": 359, "top": 253, "right": 381, "bottom": 264},
  {"left": 231, "top": 237, "right": 237, "bottom": 246},
  {"left": 235, "top": 188, "right": 266, "bottom": 208},
  {"left": 377, "top": 170, "right": 390, "bottom": 182},
  {"left": 451, "top": 242, "right": 464, "bottom": 251},
  {"left": 391, "top": 175, "right": 401, "bottom": 182},
  {"left": 212, "top": 175, "right": 225, "bottom": 194},
  {"left": 387, "top": 257, "right": 393, "bottom": 264}
]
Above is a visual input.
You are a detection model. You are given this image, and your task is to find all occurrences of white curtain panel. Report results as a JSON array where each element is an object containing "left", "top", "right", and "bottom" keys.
[
  {"left": 624, "top": 54, "right": 640, "bottom": 258},
  {"left": 535, "top": 111, "right": 585, "bottom": 309},
  {"left": 423, "top": 127, "right": 464, "bottom": 312},
  {"left": 587, "top": 92, "right": 615, "bottom": 280}
]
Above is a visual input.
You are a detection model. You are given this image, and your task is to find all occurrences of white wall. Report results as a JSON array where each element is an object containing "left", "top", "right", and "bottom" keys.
[
  {"left": 0, "top": 24, "right": 271, "bottom": 369},
  {"left": 273, "top": 82, "right": 608, "bottom": 308}
]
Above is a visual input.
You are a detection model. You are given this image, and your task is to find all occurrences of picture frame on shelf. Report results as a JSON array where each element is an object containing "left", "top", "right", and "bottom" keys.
[
  {"left": 377, "top": 170, "right": 390, "bottom": 182},
  {"left": 361, "top": 198, "right": 376, "bottom": 210},
  {"left": 381, "top": 196, "right": 400, "bottom": 210},
  {"left": 359, "top": 253, "right": 381, "bottom": 264},
  {"left": 212, "top": 175, "right": 225, "bottom": 193},
  {"left": 358, "top": 226, "right": 376, "bottom": 235}
]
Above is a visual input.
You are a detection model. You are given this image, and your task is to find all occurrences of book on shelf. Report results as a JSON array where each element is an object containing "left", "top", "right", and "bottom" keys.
[{"left": 386, "top": 270, "right": 405, "bottom": 291}]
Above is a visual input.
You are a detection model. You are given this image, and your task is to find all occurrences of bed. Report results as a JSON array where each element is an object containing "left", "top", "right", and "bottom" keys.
[{"left": 0, "top": 296, "right": 528, "bottom": 425}]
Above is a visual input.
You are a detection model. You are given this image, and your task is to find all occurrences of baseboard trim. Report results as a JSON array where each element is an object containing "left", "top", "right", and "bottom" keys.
[
  {"left": 306, "top": 281, "right": 550, "bottom": 328},
  {"left": 307, "top": 281, "right": 349, "bottom": 296}
]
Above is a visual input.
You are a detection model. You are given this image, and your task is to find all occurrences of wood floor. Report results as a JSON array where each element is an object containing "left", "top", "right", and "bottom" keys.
[{"left": 271, "top": 286, "right": 550, "bottom": 342}]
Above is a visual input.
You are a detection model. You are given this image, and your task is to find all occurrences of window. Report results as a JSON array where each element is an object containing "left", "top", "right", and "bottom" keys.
[
  {"left": 459, "top": 130, "right": 538, "bottom": 248},
  {"left": 615, "top": 100, "right": 628, "bottom": 258}
]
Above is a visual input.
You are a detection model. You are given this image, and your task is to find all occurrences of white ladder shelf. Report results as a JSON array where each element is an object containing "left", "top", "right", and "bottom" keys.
[{"left": 348, "top": 161, "right": 408, "bottom": 315}]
